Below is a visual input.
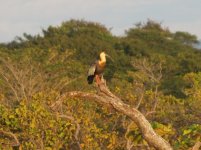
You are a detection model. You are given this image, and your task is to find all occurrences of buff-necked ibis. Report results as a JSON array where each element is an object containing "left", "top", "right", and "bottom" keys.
[{"left": 87, "top": 51, "right": 112, "bottom": 84}]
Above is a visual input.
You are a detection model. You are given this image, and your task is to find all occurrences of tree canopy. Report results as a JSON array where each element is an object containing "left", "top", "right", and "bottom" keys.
[{"left": 0, "top": 19, "right": 201, "bottom": 150}]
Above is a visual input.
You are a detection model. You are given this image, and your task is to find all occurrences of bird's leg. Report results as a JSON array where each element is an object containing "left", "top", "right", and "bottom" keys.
[
  {"left": 100, "top": 75, "right": 106, "bottom": 86},
  {"left": 95, "top": 75, "right": 101, "bottom": 85}
]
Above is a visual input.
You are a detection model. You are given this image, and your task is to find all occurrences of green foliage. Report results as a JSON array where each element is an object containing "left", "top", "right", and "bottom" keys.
[
  {"left": 0, "top": 94, "right": 75, "bottom": 149},
  {"left": 0, "top": 19, "right": 201, "bottom": 149},
  {"left": 174, "top": 124, "right": 201, "bottom": 149},
  {"left": 174, "top": 31, "right": 198, "bottom": 45}
]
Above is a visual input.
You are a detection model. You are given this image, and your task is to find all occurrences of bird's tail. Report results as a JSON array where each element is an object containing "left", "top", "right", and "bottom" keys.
[{"left": 87, "top": 75, "right": 94, "bottom": 84}]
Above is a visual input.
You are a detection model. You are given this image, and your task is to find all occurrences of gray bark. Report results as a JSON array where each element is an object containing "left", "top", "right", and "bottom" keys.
[{"left": 58, "top": 81, "right": 172, "bottom": 150}]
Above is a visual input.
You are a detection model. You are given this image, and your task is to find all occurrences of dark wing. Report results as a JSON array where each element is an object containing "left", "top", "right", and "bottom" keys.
[{"left": 87, "top": 62, "right": 97, "bottom": 84}]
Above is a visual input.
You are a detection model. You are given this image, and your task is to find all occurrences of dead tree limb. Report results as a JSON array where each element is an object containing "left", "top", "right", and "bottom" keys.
[
  {"left": 192, "top": 141, "right": 201, "bottom": 150},
  {"left": 59, "top": 114, "right": 81, "bottom": 150},
  {"left": 0, "top": 130, "right": 20, "bottom": 147},
  {"left": 54, "top": 80, "right": 172, "bottom": 150}
]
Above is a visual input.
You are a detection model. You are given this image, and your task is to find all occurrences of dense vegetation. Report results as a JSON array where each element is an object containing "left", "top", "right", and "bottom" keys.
[{"left": 0, "top": 19, "right": 200, "bottom": 149}]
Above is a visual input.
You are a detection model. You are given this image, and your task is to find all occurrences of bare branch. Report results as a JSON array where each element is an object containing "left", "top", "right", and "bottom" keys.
[
  {"left": 132, "top": 58, "right": 163, "bottom": 117},
  {"left": 0, "top": 72, "right": 20, "bottom": 101},
  {"left": 145, "top": 111, "right": 156, "bottom": 117},
  {"left": 1, "top": 59, "right": 28, "bottom": 100},
  {"left": 135, "top": 94, "right": 143, "bottom": 109},
  {"left": 0, "top": 130, "right": 20, "bottom": 147},
  {"left": 125, "top": 121, "right": 134, "bottom": 150},
  {"left": 59, "top": 114, "right": 80, "bottom": 141},
  {"left": 54, "top": 80, "right": 172, "bottom": 150},
  {"left": 133, "top": 58, "right": 163, "bottom": 84},
  {"left": 192, "top": 141, "right": 201, "bottom": 150}
]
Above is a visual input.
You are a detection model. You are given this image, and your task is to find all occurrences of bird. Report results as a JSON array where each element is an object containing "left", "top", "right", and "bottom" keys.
[{"left": 87, "top": 51, "right": 107, "bottom": 84}]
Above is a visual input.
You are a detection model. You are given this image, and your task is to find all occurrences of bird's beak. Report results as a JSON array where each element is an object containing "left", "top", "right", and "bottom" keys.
[{"left": 106, "top": 54, "right": 114, "bottom": 62}]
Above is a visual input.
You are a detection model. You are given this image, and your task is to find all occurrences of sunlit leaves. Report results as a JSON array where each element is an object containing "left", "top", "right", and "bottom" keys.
[
  {"left": 152, "top": 122, "right": 175, "bottom": 139},
  {"left": 0, "top": 19, "right": 201, "bottom": 149},
  {"left": 175, "top": 124, "right": 201, "bottom": 149}
]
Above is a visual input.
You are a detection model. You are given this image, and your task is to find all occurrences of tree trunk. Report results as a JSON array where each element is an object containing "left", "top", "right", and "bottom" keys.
[
  {"left": 57, "top": 81, "right": 172, "bottom": 150},
  {"left": 192, "top": 141, "right": 201, "bottom": 150}
]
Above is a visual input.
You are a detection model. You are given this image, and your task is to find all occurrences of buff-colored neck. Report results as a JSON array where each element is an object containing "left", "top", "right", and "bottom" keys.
[{"left": 99, "top": 52, "right": 106, "bottom": 66}]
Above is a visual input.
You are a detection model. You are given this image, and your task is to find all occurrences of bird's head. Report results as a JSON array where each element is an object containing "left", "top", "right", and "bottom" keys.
[
  {"left": 99, "top": 51, "right": 106, "bottom": 60},
  {"left": 99, "top": 51, "right": 114, "bottom": 62}
]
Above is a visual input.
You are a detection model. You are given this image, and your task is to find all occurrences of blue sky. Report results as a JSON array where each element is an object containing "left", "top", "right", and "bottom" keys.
[{"left": 0, "top": 0, "right": 201, "bottom": 43}]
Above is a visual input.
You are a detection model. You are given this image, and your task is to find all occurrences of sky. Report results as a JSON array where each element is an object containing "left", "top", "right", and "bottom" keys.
[{"left": 0, "top": 0, "right": 201, "bottom": 43}]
